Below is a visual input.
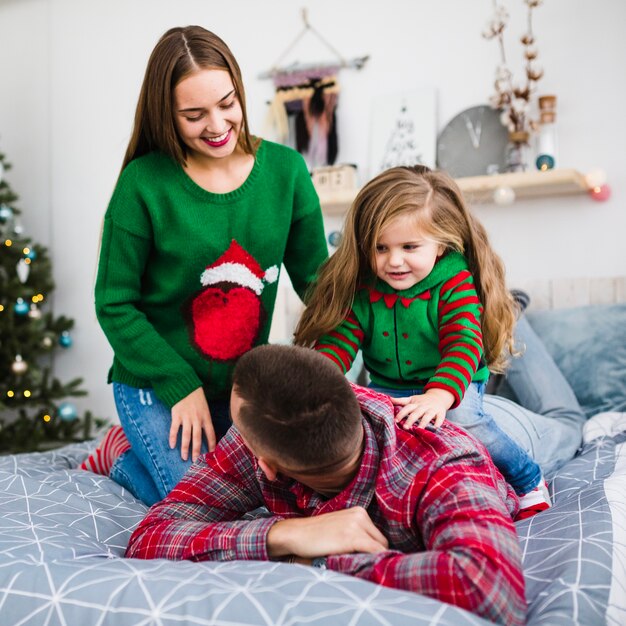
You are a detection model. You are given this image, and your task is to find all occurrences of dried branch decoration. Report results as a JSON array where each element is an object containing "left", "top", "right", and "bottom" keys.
[{"left": 483, "top": 0, "right": 544, "bottom": 135}]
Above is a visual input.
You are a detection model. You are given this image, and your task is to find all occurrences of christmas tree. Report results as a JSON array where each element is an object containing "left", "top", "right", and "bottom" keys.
[{"left": 0, "top": 149, "right": 105, "bottom": 452}]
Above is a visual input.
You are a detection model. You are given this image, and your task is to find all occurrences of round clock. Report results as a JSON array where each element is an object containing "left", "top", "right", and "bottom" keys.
[{"left": 436, "top": 105, "right": 509, "bottom": 178}]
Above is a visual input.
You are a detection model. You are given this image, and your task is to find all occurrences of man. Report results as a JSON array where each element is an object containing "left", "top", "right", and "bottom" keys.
[{"left": 126, "top": 345, "right": 525, "bottom": 626}]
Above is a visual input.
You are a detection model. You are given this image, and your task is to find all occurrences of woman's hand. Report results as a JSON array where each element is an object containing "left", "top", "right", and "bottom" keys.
[
  {"left": 169, "top": 387, "right": 216, "bottom": 461},
  {"left": 392, "top": 389, "right": 455, "bottom": 430}
]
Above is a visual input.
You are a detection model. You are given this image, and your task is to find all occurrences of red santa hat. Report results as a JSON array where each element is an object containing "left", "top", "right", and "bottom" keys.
[{"left": 200, "top": 240, "right": 279, "bottom": 296}]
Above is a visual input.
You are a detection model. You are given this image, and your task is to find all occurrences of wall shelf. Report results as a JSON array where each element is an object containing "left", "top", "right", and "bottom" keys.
[
  {"left": 457, "top": 168, "right": 588, "bottom": 204},
  {"left": 318, "top": 189, "right": 359, "bottom": 215},
  {"left": 319, "top": 168, "right": 589, "bottom": 215}
]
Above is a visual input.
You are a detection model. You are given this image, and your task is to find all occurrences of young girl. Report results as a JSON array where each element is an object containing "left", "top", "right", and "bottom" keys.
[
  {"left": 295, "top": 165, "right": 550, "bottom": 519},
  {"left": 81, "top": 25, "right": 327, "bottom": 506}
]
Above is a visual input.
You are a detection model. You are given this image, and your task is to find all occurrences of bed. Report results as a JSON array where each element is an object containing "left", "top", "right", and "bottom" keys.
[{"left": 1, "top": 303, "right": 625, "bottom": 626}]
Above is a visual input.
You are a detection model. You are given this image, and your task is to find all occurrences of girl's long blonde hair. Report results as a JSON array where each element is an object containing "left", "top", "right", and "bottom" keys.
[{"left": 294, "top": 165, "right": 517, "bottom": 372}]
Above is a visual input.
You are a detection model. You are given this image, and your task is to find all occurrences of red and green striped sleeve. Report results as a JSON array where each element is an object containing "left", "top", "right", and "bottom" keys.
[
  {"left": 425, "top": 270, "right": 484, "bottom": 407},
  {"left": 314, "top": 310, "right": 365, "bottom": 373}
]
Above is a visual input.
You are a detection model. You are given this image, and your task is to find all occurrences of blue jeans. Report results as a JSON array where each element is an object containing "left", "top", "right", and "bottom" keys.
[
  {"left": 110, "top": 383, "right": 231, "bottom": 506},
  {"left": 372, "top": 316, "right": 584, "bottom": 483},
  {"left": 369, "top": 381, "right": 541, "bottom": 494},
  {"left": 483, "top": 315, "right": 585, "bottom": 479}
]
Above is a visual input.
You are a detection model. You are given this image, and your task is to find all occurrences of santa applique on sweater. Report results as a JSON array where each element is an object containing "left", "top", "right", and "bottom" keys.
[{"left": 188, "top": 240, "right": 278, "bottom": 361}]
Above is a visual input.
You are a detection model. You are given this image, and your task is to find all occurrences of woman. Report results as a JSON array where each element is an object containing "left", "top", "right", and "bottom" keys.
[{"left": 82, "top": 26, "right": 328, "bottom": 505}]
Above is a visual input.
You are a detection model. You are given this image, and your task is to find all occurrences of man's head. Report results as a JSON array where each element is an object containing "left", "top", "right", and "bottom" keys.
[{"left": 231, "top": 345, "right": 363, "bottom": 493}]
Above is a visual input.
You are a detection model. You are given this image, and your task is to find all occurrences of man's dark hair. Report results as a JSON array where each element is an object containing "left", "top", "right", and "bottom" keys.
[{"left": 232, "top": 345, "right": 362, "bottom": 470}]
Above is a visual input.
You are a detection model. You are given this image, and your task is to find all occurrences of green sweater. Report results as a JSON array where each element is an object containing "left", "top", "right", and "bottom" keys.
[
  {"left": 95, "top": 140, "right": 327, "bottom": 407},
  {"left": 316, "top": 252, "right": 489, "bottom": 407}
]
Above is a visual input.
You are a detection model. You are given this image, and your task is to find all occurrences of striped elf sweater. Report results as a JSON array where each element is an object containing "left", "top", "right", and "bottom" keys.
[{"left": 315, "top": 251, "right": 489, "bottom": 407}]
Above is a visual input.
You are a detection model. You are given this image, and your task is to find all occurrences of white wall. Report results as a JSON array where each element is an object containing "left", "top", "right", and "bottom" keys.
[{"left": 1, "top": 0, "right": 624, "bottom": 420}]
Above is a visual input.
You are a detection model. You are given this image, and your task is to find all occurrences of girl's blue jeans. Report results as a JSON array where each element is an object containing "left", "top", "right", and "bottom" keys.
[
  {"left": 482, "top": 316, "right": 584, "bottom": 479},
  {"left": 370, "top": 316, "right": 585, "bottom": 489},
  {"left": 110, "top": 384, "right": 231, "bottom": 506}
]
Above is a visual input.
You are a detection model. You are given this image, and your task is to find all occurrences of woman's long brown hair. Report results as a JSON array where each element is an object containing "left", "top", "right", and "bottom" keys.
[
  {"left": 294, "top": 166, "right": 517, "bottom": 372},
  {"left": 121, "top": 25, "right": 255, "bottom": 173}
]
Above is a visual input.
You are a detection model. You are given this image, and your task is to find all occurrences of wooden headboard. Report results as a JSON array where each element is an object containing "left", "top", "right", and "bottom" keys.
[{"left": 515, "top": 275, "right": 626, "bottom": 310}]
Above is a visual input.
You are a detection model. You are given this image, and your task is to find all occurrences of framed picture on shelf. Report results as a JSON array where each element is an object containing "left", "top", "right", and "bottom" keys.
[{"left": 368, "top": 88, "right": 437, "bottom": 179}]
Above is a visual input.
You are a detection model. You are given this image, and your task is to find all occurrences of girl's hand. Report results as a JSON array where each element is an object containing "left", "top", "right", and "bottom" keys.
[
  {"left": 169, "top": 387, "right": 216, "bottom": 461},
  {"left": 392, "top": 389, "right": 455, "bottom": 430}
]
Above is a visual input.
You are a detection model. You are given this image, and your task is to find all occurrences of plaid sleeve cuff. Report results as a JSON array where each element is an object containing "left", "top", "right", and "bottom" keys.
[
  {"left": 235, "top": 517, "right": 280, "bottom": 561},
  {"left": 185, "top": 517, "right": 282, "bottom": 562}
]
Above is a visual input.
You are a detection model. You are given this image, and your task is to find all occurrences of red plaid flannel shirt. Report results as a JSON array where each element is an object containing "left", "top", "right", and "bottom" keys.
[{"left": 126, "top": 385, "right": 525, "bottom": 626}]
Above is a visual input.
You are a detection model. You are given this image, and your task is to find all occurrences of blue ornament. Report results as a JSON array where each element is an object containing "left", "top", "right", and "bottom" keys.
[
  {"left": 58, "top": 402, "right": 78, "bottom": 421},
  {"left": 59, "top": 331, "right": 73, "bottom": 348},
  {"left": 535, "top": 154, "right": 555, "bottom": 171},
  {"left": 328, "top": 230, "right": 342, "bottom": 247},
  {"left": 0, "top": 204, "right": 13, "bottom": 223},
  {"left": 25, "top": 248, "right": 37, "bottom": 261},
  {"left": 14, "top": 298, "right": 29, "bottom": 316}
]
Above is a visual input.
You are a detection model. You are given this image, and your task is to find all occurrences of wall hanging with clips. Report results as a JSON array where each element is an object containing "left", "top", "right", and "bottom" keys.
[{"left": 260, "top": 8, "right": 369, "bottom": 169}]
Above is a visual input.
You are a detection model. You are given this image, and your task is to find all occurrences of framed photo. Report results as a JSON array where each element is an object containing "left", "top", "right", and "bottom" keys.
[{"left": 368, "top": 89, "right": 437, "bottom": 179}]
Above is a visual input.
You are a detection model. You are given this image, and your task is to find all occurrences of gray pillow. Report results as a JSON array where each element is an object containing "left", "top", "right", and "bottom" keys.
[{"left": 527, "top": 303, "right": 626, "bottom": 418}]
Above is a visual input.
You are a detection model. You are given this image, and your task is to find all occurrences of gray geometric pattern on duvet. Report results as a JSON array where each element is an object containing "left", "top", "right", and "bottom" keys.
[
  {"left": 0, "top": 443, "right": 491, "bottom": 626},
  {"left": 517, "top": 434, "right": 616, "bottom": 625},
  {"left": 0, "top": 431, "right": 619, "bottom": 626}
]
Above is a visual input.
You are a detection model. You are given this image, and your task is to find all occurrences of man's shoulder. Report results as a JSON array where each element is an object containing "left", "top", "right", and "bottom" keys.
[
  {"left": 349, "top": 383, "right": 491, "bottom": 463},
  {"left": 350, "top": 384, "right": 396, "bottom": 427},
  {"left": 400, "top": 420, "right": 489, "bottom": 461},
  {"left": 391, "top": 420, "right": 504, "bottom": 507},
  {"left": 195, "top": 426, "right": 257, "bottom": 476}
]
